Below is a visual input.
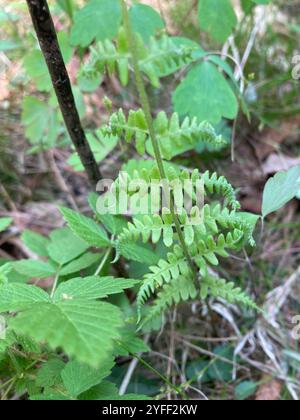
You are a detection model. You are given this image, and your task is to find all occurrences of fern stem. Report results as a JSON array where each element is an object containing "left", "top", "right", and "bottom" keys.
[
  {"left": 118, "top": 342, "right": 182, "bottom": 395},
  {"left": 50, "top": 269, "right": 61, "bottom": 299},
  {"left": 120, "top": 0, "right": 196, "bottom": 277},
  {"left": 94, "top": 243, "right": 113, "bottom": 276}
]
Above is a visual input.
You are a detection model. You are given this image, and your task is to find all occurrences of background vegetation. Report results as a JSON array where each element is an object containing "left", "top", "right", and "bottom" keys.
[{"left": 0, "top": 0, "right": 300, "bottom": 400}]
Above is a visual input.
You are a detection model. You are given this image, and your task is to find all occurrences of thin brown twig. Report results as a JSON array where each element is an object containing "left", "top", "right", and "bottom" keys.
[
  {"left": 25, "top": 0, "right": 102, "bottom": 189},
  {"left": 44, "top": 150, "right": 78, "bottom": 211}
]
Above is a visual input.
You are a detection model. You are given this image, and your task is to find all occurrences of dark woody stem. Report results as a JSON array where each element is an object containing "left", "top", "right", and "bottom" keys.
[{"left": 25, "top": 0, "right": 102, "bottom": 189}]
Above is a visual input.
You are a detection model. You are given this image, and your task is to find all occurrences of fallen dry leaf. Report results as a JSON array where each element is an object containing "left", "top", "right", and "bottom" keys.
[
  {"left": 0, "top": 78, "right": 10, "bottom": 101},
  {"left": 256, "top": 377, "right": 282, "bottom": 401},
  {"left": 253, "top": 117, "right": 300, "bottom": 161},
  {"left": 262, "top": 153, "right": 300, "bottom": 175}
]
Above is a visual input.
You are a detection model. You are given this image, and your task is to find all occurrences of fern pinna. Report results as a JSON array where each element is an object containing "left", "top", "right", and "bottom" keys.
[
  {"left": 82, "top": 28, "right": 196, "bottom": 89},
  {"left": 110, "top": 165, "right": 258, "bottom": 322}
]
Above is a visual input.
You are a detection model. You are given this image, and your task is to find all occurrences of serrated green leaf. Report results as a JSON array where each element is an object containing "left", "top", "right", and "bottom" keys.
[
  {"left": 21, "top": 96, "right": 61, "bottom": 147},
  {"left": 68, "top": 132, "right": 118, "bottom": 171},
  {"left": 36, "top": 358, "right": 65, "bottom": 388},
  {"left": 116, "top": 242, "right": 159, "bottom": 265},
  {"left": 54, "top": 276, "right": 139, "bottom": 301},
  {"left": 47, "top": 227, "right": 89, "bottom": 265},
  {"left": 235, "top": 380, "right": 257, "bottom": 400},
  {"left": 198, "top": 0, "right": 237, "bottom": 43},
  {"left": 89, "top": 193, "right": 128, "bottom": 235},
  {"left": 262, "top": 166, "right": 300, "bottom": 218},
  {"left": 13, "top": 260, "right": 57, "bottom": 279},
  {"left": 0, "top": 217, "right": 12, "bottom": 233},
  {"left": 30, "top": 392, "right": 70, "bottom": 401},
  {"left": 0, "top": 330, "right": 15, "bottom": 355},
  {"left": 24, "top": 32, "right": 72, "bottom": 92},
  {"left": 57, "top": 0, "right": 75, "bottom": 18},
  {"left": 21, "top": 230, "right": 50, "bottom": 257},
  {"left": 60, "top": 207, "right": 111, "bottom": 248},
  {"left": 173, "top": 61, "right": 238, "bottom": 124},
  {"left": 61, "top": 358, "right": 114, "bottom": 397},
  {"left": 70, "top": 0, "right": 122, "bottom": 47},
  {"left": 79, "top": 380, "right": 119, "bottom": 400},
  {"left": 60, "top": 253, "right": 100, "bottom": 276},
  {"left": 9, "top": 299, "right": 123, "bottom": 367},
  {"left": 129, "top": 4, "right": 164, "bottom": 42},
  {"left": 0, "top": 283, "right": 50, "bottom": 313},
  {"left": 115, "top": 328, "right": 150, "bottom": 356}
]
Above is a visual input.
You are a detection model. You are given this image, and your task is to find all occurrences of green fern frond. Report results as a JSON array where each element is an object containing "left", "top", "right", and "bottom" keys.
[
  {"left": 101, "top": 108, "right": 226, "bottom": 158},
  {"left": 199, "top": 171, "right": 241, "bottom": 210},
  {"left": 117, "top": 203, "right": 253, "bottom": 251},
  {"left": 205, "top": 204, "right": 256, "bottom": 246},
  {"left": 137, "top": 245, "right": 192, "bottom": 314},
  {"left": 112, "top": 165, "right": 239, "bottom": 210},
  {"left": 143, "top": 274, "right": 258, "bottom": 324},
  {"left": 142, "top": 275, "right": 198, "bottom": 323},
  {"left": 117, "top": 208, "right": 197, "bottom": 248},
  {"left": 191, "top": 229, "right": 244, "bottom": 271},
  {"left": 200, "top": 275, "right": 259, "bottom": 310},
  {"left": 82, "top": 31, "right": 195, "bottom": 88}
]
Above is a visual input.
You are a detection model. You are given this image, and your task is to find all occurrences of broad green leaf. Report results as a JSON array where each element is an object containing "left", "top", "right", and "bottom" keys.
[
  {"left": 21, "top": 96, "right": 61, "bottom": 147},
  {"left": 80, "top": 381, "right": 150, "bottom": 400},
  {"left": 0, "top": 263, "right": 12, "bottom": 286},
  {"left": 79, "top": 381, "right": 119, "bottom": 400},
  {"left": 61, "top": 358, "right": 114, "bottom": 397},
  {"left": 77, "top": 72, "right": 102, "bottom": 93},
  {"left": 0, "top": 10, "right": 19, "bottom": 23},
  {"left": 242, "top": 0, "right": 271, "bottom": 14},
  {"left": 116, "top": 242, "right": 159, "bottom": 265},
  {"left": 68, "top": 132, "right": 118, "bottom": 171},
  {"left": 60, "top": 207, "right": 111, "bottom": 248},
  {"left": 54, "top": 276, "right": 139, "bottom": 301},
  {"left": 24, "top": 50, "right": 52, "bottom": 92},
  {"left": 70, "top": 0, "right": 122, "bottom": 47},
  {"left": 89, "top": 193, "right": 128, "bottom": 235},
  {"left": 0, "top": 39, "right": 20, "bottom": 52},
  {"left": 21, "top": 230, "right": 50, "bottom": 257},
  {"left": 235, "top": 381, "right": 257, "bottom": 400},
  {"left": 0, "top": 283, "right": 50, "bottom": 313},
  {"left": 129, "top": 4, "right": 164, "bottom": 42},
  {"left": 31, "top": 392, "right": 69, "bottom": 400},
  {"left": 0, "top": 217, "right": 12, "bottom": 233},
  {"left": 23, "top": 32, "right": 73, "bottom": 92},
  {"left": 59, "top": 253, "right": 100, "bottom": 276},
  {"left": 13, "top": 260, "right": 57, "bottom": 279},
  {"left": 36, "top": 358, "right": 65, "bottom": 388},
  {"left": 0, "top": 330, "right": 15, "bottom": 355},
  {"left": 9, "top": 299, "right": 123, "bottom": 367},
  {"left": 252, "top": 0, "right": 271, "bottom": 3},
  {"left": 115, "top": 329, "right": 150, "bottom": 356},
  {"left": 47, "top": 227, "right": 89, "bottom": 265},
  {"left": 57, "top": 0, "right": 75, "bottom": 18},
  {"left": 262, "top": 166, "right": 300, "bottom": 218},
  {"left": 173, "top": 61, "right": 238, "bottom": 124},
  {"left": 198, "top": 0, "right": 237, "bottom": 43}
]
